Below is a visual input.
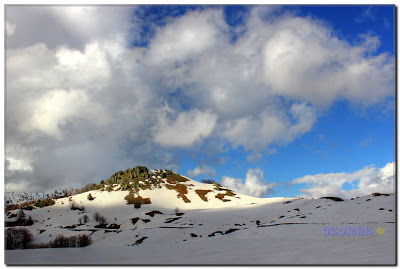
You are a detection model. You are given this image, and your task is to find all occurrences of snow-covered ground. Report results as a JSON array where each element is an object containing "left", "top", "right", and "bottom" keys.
[{"left": 4, "top": 176, "right": 395, "bottom": 265}]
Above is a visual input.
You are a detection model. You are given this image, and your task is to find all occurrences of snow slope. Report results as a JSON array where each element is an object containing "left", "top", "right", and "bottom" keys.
[{"left": 4, "top": 173, "right": 395, "bottom": 265}]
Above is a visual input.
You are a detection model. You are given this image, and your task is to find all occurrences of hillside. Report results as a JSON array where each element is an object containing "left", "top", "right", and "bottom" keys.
[{"left": 4, "top": 166, "right": 396, "bottom": 265}]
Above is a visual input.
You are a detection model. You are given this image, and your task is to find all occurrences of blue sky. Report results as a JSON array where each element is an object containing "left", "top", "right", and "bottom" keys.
[{"left": 5, "top": 5, "right": 395, "bottom": 198}]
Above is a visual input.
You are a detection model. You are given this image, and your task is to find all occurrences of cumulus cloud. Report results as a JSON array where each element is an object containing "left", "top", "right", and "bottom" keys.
[
  {"left": 153, "top": 106, "right": 217, "bottom": 147},
  {"left": 148, "top": 9, "right": 226, "bottom": 64},
  {"left": 5, "top": 6, "right": 132, "bottom": 49},
  {"left": 187, "top": 165, "right": 216, "bottom": 179},
  {"left": 221, "top": 168, "right": 275, "bottom": 197},
  {"left": 260, "top": 17, "right": 393, "bottom": 106},
  {"left": 222, "top": 102, "right": 316, "bottom": 150},
  {"left": 5, "top": 6, "right": 394, "bottom": 192},
  {"left": 292, "top": 162, "right": 395, "bottom": 199}
]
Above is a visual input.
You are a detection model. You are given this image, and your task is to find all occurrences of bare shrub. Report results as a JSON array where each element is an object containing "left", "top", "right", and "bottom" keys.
[
  {"left": 48, "top": 234, "right": 91, "bottom": 248},
  {"left": 174, "top": 207, "right": 180, "bottom": 215},
  {"left": 17, "top": 209, "right": 25, "bottom": 220},
  {"left": 71, "top": 202, "right": 85, "bottom": 211},
  {"left": 49, "top": 235, "right": 71, "bottom": 248},
  {"left": 93, "top": 212, "right": 107, "bottom": 225},
  {"left": 77, "top": 234, "right": 92, "bottom": 247},
  {"left": 6, "top": 227, "right": 33, "bottom": 249},
  {"left": 83, "top": 215, "right": 89, "bottom": 223}
]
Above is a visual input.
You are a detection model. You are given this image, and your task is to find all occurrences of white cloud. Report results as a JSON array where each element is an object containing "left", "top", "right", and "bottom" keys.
[
  {"left": 260, "top": 17, "right": 393, "bottom": 106},
  {"left": 6, "top": 157, "right": 33, "bottom": 172},
  {"left": 292, "top": 162, "right": 395, "bottom": 199},
  {"left": 153, "top": 107, "right": 218, "bottom": 147},
  {"left": 6, "top": 6, "right": 133, "bottom": 49},
  {"left": 148, "top": 9, "right": 227, "bottom": 64},
  {"left": 26, "top": 89, "right": 110, "bottom": 139},
  {"left": 221, "top": 168, "right": 275, "bottom": 197},
  {"left": 6, "top": 20, "right": 16, "bottom": 36},
  {"left": 222, "top": 102, "right": 316, "bottom": 150},
  {"left": 247, "top": 152, "right": 263, "bottom": 162},
  {"left": 187, "top": 165, "right": 216, "bottom": 179}
]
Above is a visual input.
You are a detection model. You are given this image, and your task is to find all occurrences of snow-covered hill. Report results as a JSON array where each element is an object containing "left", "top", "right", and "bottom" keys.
[
  {"left": 5, "top": 188, "right": 71, "bottom": 207},
  {"left": 4, "top": 167, "right": 396, "bottom": 265}
]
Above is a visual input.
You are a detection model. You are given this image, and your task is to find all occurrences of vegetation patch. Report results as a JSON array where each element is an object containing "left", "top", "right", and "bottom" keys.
[
  {"left": 224, "top": 228, "right": 240, "bottom": 235},
  {"left": 107, "top": 223, "right": 121, "bottom": 229},
  {"left": 131, "top": 217, "right": 140, "bottom": 225},
  {"left": 132, "top": 236, "right": 148, "bottom": 246},
  {"left": 195, "top": 190, "right": 212, "bottom": 202},
  {"left": 208, "top": 231, "right": 223, "bottom": 237},
  {"left": 164, "top": 217, "right": 182, "bottom": 224},
  {"left": 145, "top": 210, "right": 164, "bottom": 217},
  {"left": 372, "top": 193, "right": 390, "bottom": 196},
  {"left": 8, "top": 213, "right": 17, "bottom": 219},
  {"left": 6, "top": 211, "right": 34, "bottom": 227},
  {"left": 166, "top": 174, "right": 189, "bottom": 184},
  {"left": 125, "top": 194, "right": 151, "bottom": 208},
  {"left": 141, "top": 219, "right": 151, "bottom": 223},
  {"left": 220, "top": 188, "right": 236, "bottom": 196},
  {"left": 71, "top": 202, "right": 85, "bottom": 211},
  {"left": 6, "top": 227, "right": 33, "bottom": 249},
  {"left": 213, "top": 182, "right": 221, "bottom": 191},
  {"left": 165, "top": 184, "right": 191, "bottom": 203},
  {"left": 320, "top": 196, "right": 344, "bottom": 202},
  {"left": 62, "top": 225, "right": 77, "bottom": 229},
  {"left": 34, "top": 198, "right": 55, "bottom": 208},
  {"left": 49, "top": 234, "right": 92, "bottom": 248},
  {"left": 208, "top": 228, "right": 240, "bottom": 237},
  {"left": 215, "top": 188, "right": 236, "bottom": 201}
]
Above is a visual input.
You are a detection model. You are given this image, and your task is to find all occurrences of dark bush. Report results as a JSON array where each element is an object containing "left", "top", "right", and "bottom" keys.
[
  {"left": 17, "top": 209, "right": 25, "bottom": 220},
  {"left": 320, "top": 196, "right": 344, "bottom": 202},
  {"left": 34, "top": 198, "right": 55, "bottom": 208},
  {"left": 49, "top": 235, "right": 70, "bottom": 248},
  {"left": 71, "top": 202, "right": 85, "bottom": 211},
  {"left": 6, "top": 227, "right": 33, "bottom": 249},
  {"left": 87, "top": 193, "right": 95, "bottom": 201},
  {"left": 83, "top": 215, "right": 89, "bottom": 223},
  {"left": 49, "top": 234, "right": 92, "bottom": 248},
  {"left": 26, "top": 216, "right": 34, "bottom": 226},
  {"left": 93, "top": 212, "right": 107, "bottom": 225},
  {"left": 200, "top": 179, "right": 214, "bottom": 184},
  {"left": 77, "top": 234, "right": 92, "bottom": 247}
]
